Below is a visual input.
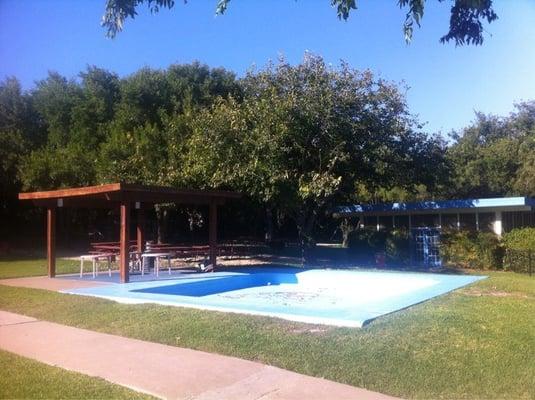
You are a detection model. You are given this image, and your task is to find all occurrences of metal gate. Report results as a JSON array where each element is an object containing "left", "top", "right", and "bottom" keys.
[{"left": 410, "top": 227, "right": 442, "bottom": 267}]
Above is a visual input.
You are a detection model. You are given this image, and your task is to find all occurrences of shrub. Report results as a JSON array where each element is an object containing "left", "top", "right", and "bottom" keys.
[
  {"left": 502, "top": 228, "right": 535, "bottom": 273},
  {"left": 502, "top": 227, "right": 535, "bottom": 251},
  {"left": 347, "top": 228, "right": 410, "bottom": 265},
  {"left": 503, "top": 249, "right": 533, "bottom": 273},
  {"left": 441, "top": 230, "right": 504, "bottom": 270},
  {"left": 385, "top": 229, "right": 410, "bottom": 264}
]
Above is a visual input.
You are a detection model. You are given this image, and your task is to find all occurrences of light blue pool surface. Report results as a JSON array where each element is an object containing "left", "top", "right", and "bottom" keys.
[{"left": 63, "top": 267, "right": 486, "bottom": 327}]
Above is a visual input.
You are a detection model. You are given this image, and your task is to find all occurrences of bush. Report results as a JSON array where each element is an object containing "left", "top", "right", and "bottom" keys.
[
  {"left": 385, "top": 229, "right": 410, "bottom": 263},
  {"left": 347, "top": 228, "right": 409, "bottom": 265},
  {"left": 441, "top": 230, "right": 504, "bottom": 270},
  {"left": 502, "top": 227, "right": 535, "bottom": 251},
  {"left": 503, "top": 249, "right": 533, "bottom": 273},
  {"left": 502, "top": 228, "right": 535, "bottom": 273}
]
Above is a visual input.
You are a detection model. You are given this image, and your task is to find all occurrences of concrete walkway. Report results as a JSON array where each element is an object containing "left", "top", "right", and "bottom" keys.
[
  {"left": 0, "top": 275, "right": 109, "bottom": 291},
  {"left": 0, "top": 310, "right": 399, "bottom": 400}
]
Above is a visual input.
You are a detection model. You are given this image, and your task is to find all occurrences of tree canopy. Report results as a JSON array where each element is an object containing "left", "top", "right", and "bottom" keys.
[
  {"left": 102, "top": 0, "right": 497, "bottom": 45},
  {"left": 181, "top": 55, "right": 447, "bottom": 243},
  {"left": 446, "top": 102, "right": 535, "bottom": 198},
  {"left": 1, "top": 55, "right": 533, "bottom": 245}
]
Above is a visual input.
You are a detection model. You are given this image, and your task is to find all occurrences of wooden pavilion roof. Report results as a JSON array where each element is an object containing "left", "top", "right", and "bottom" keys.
[{"left": 19, "top": 183, "right": 241, "bottom": 208}]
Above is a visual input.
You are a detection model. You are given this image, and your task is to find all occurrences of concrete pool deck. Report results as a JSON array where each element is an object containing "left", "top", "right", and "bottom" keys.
[
  {"left": 0, "top": 310, "right": 399, "bottom": 400},
  {"left": 0, "top": 275, "right": 110, "bottom": 291}
]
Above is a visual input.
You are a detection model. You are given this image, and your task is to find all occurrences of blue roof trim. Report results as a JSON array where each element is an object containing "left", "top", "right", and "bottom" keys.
[{"left": 336, "top": 197, "right": 535, "bottom": 215}]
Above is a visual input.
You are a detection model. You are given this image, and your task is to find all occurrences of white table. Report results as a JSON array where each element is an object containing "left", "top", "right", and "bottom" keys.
[
  {"left": 140, "top": 252, "right": 172, "bottom": 277},
  {"left": 79, "top": 254, "right": 113, "bottom": 278}
]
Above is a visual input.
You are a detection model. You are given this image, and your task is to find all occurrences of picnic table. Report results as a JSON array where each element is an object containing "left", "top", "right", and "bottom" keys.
[
  {"left": 140, "top": 252, "right": 173, "bottom": 277},
  {"left": 79, "top": 253, "right": 115, "bottom": 278}
]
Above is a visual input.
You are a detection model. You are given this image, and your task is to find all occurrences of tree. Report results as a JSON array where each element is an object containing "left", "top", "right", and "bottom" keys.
[
  {"left": 32, "top": 72, "right": 83, "bottom": 148},
  {"left": 96, "top": 62, "right": 239, "bottom": 242},
  {"left": 102, "top": 0, "right": 497, "bottom": 45},
  {"left": 19, "top": 69, "right": 119, "bottom": 191},
  {"left": 71, "top": 66, "right": 121, "bottom": 148},
  {"left": 0, "top": 77, "right": 44, "bottom": 237},
  {"left": 447, "top": 102, "right": 535, "bottom": 198},
  {"left": 183, "top": 55, "right": 446, "bottom": 245},
  {"left": 19, "top": 143, "right": 97, "bottom": 190}
]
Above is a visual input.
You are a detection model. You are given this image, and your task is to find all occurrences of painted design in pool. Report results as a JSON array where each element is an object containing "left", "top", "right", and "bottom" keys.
[{"left": 63, "top": 267, "right": 486, "bottom": 327}]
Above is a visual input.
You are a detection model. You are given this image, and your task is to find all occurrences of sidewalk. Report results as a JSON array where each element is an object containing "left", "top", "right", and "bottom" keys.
[{"left": 0, "top": 310, "right": 399, "bottom": 400}]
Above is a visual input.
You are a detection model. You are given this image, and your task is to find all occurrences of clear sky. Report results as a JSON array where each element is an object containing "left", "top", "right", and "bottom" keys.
[{"left": 1, "top": 0, "right": 535, "bottom": 134}]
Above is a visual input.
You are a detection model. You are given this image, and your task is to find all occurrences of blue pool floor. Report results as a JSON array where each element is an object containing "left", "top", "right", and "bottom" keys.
[{"left": 62, "top": 267, "right": 486, "bottom": 327}]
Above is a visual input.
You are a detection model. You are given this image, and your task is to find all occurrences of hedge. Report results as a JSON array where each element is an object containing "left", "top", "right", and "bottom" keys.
[
  {"left": 440, "top": 230, "right": 504, "bottom": 270},
  {"left": 502, "top": 228, "right": 535, "bottom": 273},
  {"left": 347, "top": 227, "right": 534, "bottom": 271},
  {"left": 347, "top": 228, "right": 410, "bottom": 265}
]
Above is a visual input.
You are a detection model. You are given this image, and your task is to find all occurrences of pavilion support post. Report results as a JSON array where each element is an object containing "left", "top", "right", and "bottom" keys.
[
  {"left": 120, "top": 202, "right": 131, "bottom": 283},
  {"left": 46, "top": 207, "right": 56, "bottom": 278},
  {"left": 209, "top": 201, "right": 218, "bottom": 269},
  {"left": 137, "top": 208, "right": 145, "bottom": 253}
]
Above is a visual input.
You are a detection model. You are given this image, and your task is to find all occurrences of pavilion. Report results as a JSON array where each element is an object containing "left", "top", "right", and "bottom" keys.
[{"left": 18, "top": 183, "right": 241, "bottom": 283}]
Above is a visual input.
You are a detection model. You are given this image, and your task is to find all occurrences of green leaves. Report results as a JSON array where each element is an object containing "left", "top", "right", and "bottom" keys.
[
  {"left": 102, "top": 0, "right": 498, "bottom": 45},
  {"left": 331, "top": 0, "right": 357, "bottom": 20},
  {"left": 447, "top": 102, "right": 535, "bottom": 198},
  {"left": 503, "top": 228, "right": 535, "bottom": 252},
  {"left": 184, "top": 54, "right": 440, "bottom": 241}
]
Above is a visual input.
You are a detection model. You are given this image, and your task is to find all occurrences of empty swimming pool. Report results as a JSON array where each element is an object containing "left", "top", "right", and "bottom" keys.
[{"left": 64, "top": 267, "right": 485, "bottom": 327}]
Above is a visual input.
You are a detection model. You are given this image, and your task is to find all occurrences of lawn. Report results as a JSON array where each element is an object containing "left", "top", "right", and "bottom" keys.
[
  {"left": 0, "top": 259, "right": 533, "bottom": 399},
  {"left": 0, "top": 257, "right": 79, "bottom": 279},
  {"left": 0, "top": 350, "right": 154, "bottom": 399}
]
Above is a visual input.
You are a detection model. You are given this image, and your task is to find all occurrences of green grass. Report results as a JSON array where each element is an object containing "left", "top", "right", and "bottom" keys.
[
  {"left": 0, "top": 350, "right": 154, "bottom": 399},
  {"left": 0, "top": 261, "right": 534, "bottom": 400},
  {"left": 0, "top": 257, "right": 81, "bottom": 279}
]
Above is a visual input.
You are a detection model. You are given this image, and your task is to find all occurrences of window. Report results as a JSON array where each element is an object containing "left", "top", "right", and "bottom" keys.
[
  {"left": 441, "top": 213, "right": 458, "bottom": 230},
  {"left": 412, "top": 214, "right": 440, "bottom": 227},
  {"left": 394, "top": 215, "right": 410, "bottom": 229},
  {"left": 378, "top": 216, "right": 393, "bottom": 230},
  {"left": 478, "top": 212, "right": 494, "bottom": 232},
  {"left": 503, "top": 211, "right": 535, "bottom": 232},
  {"left": 459, "top": 213, "right": 477, "bottom": 231}
]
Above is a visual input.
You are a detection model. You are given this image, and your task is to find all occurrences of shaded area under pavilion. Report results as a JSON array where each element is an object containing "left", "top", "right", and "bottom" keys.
[{"left": 19, "top": 183, "right": 241, "bottom": 283}]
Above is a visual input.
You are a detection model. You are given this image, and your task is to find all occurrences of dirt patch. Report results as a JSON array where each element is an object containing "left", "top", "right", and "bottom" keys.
[
  {"left": 462, "top": 288, "right": 530, "bottom": 299},
  {"left": 289, "top": 326, "right": 331, "bottom": 335}
]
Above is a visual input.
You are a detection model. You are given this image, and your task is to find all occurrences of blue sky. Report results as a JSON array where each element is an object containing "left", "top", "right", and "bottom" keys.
[{"left": 1, "top": 0, "right": 535, "bottom": 134}]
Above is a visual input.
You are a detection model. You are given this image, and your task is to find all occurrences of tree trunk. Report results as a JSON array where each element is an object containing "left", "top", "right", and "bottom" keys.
[
  {"left": 155, "top": 206, "right": 169, "bottom": 244},
  {"left": 264, "top": 207, "right": 274, "bottom": 243},
  {"left": 294, "top": 209, "right": 319, "bottom": 267},
  {"left": 341, "top": 217, "right": 358, "bottom": 248}
]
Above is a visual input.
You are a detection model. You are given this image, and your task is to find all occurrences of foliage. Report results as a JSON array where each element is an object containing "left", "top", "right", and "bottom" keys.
[
  {"left": 385, "top": 229, "right": 410, "bottom": 262},
  {"left": 19, "top": 144, "right": 97, "bottom": 190},
  {"left": 1, "top": 57, "right": 533, "bottom": 247},
  {"left": 0, "top": 77, "right": 45, "bottom": 231},
  {"left": 102, "top": 0, "right": 498, "bottom": 45},
  {"left": 441, "top": 230, "right": 504, "bottom": 269},
  {"left": 502, "top": 227, "right": 535, "bottom": 251},
  {"left": 183, "top": 55, "right": 444, "bottom": 245},
  {"left": 503, "top": 249, "right": 534, "bottom": 274},
  {"left": 347, "top": 228, "right": 410, "bottom": 264},
  {"left": 1, "top": 267, "right": 534, "bottom": 399},
  {"left": 446, "top": 102, "right": 535, "bottom": 198}
]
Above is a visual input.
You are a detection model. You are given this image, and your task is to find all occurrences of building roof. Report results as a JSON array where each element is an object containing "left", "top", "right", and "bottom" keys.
[
  {"left": 334, "top": 197, "right": 535, "bottom": 217},
  {"left": 19, "top": 183, "right": 241, "bottom": 208}
]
